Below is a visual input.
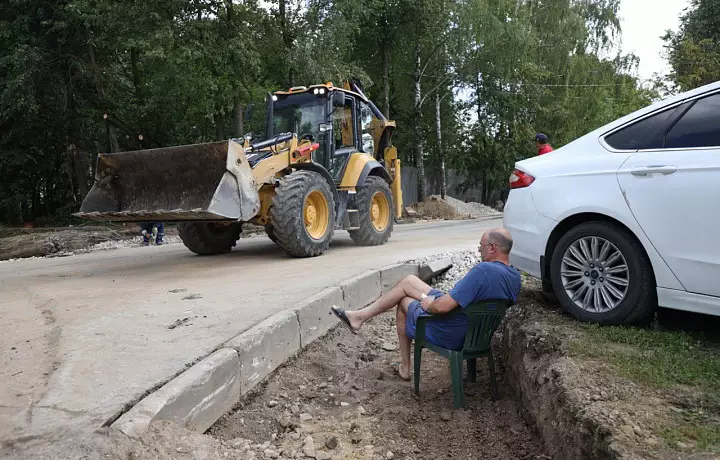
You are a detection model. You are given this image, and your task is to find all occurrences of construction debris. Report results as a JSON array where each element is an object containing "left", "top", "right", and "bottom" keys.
[{"left": 407, "top": 195, "right": 502, "bottom": 221}]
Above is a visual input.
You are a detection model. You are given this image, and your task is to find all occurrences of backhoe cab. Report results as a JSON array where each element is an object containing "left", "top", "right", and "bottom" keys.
[{"left": 76, "top": 80, "right": 403, "bottom": 258}]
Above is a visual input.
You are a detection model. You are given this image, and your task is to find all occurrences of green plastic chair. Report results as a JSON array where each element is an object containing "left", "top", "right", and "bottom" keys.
[{"left": 413, "top": 299, "right": 512, "bottom": 408}]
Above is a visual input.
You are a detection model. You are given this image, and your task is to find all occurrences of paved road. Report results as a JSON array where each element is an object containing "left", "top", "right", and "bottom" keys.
[{"left": 0, "top": 218, "right": 501, "bottom": 450}]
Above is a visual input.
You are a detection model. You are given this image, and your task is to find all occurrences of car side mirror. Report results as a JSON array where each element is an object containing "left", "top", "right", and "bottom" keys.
[{"left": 318, "top": 123, "right": 331, "bottom": 134}]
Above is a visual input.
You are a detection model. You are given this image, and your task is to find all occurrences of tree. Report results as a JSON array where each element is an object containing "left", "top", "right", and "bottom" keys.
[
  {"left": 663, "top": 0, "right": 720, "bottom": 92},
  {"left": 0, "top": 0, "right": 659, "bottom": 223}
]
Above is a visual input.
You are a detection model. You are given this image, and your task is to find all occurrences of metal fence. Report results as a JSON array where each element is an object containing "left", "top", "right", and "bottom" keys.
[{"left": 401, "top": 166, "right": 495, "bottom": 206}]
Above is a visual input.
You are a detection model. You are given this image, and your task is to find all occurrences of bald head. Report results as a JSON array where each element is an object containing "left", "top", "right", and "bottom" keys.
[
  {"left": 479, "top": 228, "right": 513, "bottom": 263},
  {"left": 486, "top": 228, "right": 513, "bottom": 254}
]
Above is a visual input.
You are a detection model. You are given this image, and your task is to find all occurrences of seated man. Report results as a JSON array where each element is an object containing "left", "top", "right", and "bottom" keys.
[{"left": 331, "top": 227, "right": 521, "bottom": 381}]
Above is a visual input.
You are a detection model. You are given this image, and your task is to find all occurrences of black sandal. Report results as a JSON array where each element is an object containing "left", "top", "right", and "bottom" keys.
[{"left": 330, "top": 305, "right": 358, "bottom": 335}]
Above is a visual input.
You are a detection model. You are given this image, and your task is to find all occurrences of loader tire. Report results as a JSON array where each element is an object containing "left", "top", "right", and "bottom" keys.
[
  {"left": 349, "top": 176, "right": 394, "bottom": 246},
  {"left": 265, "top": 223, "right": 278, "bottom": 244},
  {"left": 270, "top": 170, "right": 335, "bottom": 257},
  {"left": 178, "top": 222, "right": 242, "bottom": 255}
]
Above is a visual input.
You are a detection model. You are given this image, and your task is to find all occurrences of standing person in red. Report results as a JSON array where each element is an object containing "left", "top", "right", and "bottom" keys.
[{"left": 535, "top": 133, "right": 553, "bottom": 155}]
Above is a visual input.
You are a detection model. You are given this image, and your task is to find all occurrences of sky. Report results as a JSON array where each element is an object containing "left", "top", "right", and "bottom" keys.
[{"left": 616, "top": 0, "right": 692, "bottom": 84}]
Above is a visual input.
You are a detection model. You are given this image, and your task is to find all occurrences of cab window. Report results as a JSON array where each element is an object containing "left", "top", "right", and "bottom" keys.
[
  {"left": 359, "top": 102, "right": 375, "bottom": 154},
  {"left": 332, "top": 97, "right": 355, "bottom": 150}
]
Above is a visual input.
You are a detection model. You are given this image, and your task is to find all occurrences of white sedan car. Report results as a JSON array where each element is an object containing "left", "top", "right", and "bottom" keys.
[{"left": 504, "top": 80, "right": 720, "bottom": 324}]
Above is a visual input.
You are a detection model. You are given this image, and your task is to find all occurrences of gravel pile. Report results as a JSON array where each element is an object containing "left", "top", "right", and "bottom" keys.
[
  {"left": 435, "top": 195, "right": 501, "bottom": 218},
  {"left": 409, "top": 249, "right": 481, "bottom": 292}
]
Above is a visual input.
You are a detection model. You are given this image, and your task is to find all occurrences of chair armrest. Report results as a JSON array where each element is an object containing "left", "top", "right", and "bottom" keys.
[
  {"left": 415, "top": 307, "right": 463, "bottom": 343},
  {"left": 418, "top": 307, "right": 464, "bottom": 322}
]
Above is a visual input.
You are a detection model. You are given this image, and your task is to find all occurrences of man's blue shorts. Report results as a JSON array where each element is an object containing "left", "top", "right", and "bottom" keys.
[
  {"left": 405, "top": 289, "right": 468, "bottom": 351},
  {"left": 405, "top": 288, "right": 445, "bottom": 338}
]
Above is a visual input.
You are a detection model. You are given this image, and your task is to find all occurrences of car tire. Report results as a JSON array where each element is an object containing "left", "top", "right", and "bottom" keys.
[{"left": 550, "top": 221, "right": 655, "bottom": 325}]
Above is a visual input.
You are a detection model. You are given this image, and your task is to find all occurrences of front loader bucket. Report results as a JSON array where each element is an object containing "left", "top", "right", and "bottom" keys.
[{"left": 75, "top": 140, "right": 260, "bottom": 222}]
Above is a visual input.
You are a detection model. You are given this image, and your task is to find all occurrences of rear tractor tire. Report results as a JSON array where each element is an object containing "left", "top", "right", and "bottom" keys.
[
  {"left": 178, "top": 222, "right": 242, "bottom": 255},
  {"left": 270, "top": 170, "right": 335, "bottom": 257},
  {"left": 349, "top": 176, "right": 394, "bottom": 246}
]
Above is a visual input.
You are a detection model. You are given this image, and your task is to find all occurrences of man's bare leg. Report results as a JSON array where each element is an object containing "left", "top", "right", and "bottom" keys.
[
  {"left": 344, "top": 275, "right": 432, "bottom": 331},
  {"left": 395, "top": 297, "right": 415, "bottom": 380}
]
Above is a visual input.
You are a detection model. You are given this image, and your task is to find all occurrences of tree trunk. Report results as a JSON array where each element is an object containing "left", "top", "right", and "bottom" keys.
[
  {"left": 130, "top": 47, "right": 141, "bottom": 98},
  {"left": 435, "top": 92, "right": 446, "bottom": 200},
  {"left": 414, "top": 43, "right": 426, "bottom": 202},
  {"left": 233, "top": 99, "right": 244, "bottom": 137},
  {"left": 225, "top": 0, "right": 234, "bottom": 27},
  {"left": 215, "top": 113, "right": 225, "bottom": 140},
  {"left": 76, "top": 155, "right": 88, "bottom": 201},
  {"left": 382, "top": 45, "right": 390, "bottom": 118},
  {"left": 279, "top": 0, "right": 294, "bottom": 85},
  {"left": 481, "top": 168, "right": 488, "bottom": 204},
  {"left": 107, "top": 121, "right": 120, "bottom": 153}
]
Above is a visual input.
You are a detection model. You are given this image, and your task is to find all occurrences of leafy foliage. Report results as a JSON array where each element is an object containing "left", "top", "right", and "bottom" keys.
[
  {"left": 0, "top": 0, "right": 658, "bottom": 224},
  {"left": 663, "top": 0, "right": 720, "bottom": 92}
]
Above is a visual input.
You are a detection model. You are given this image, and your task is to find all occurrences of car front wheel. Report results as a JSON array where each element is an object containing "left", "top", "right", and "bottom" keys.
[{"left": 550, "top": 221, "right": 656, "bottom": 325}]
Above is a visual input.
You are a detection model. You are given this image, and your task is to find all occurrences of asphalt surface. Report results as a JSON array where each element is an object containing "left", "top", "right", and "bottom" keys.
[{"left": 0, "top": 218, "right": 502, "bottom": 452}]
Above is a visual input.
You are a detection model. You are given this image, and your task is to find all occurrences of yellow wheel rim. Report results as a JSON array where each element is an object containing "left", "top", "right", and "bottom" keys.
[
  {"left": 370, "top": 192, "right": 390, "bottom": 232},
  {"left": 304, "top": 190, "right": 329, "bottom": 240}
]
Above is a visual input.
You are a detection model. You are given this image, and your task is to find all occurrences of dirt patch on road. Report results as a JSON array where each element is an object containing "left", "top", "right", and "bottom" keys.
[
  {"left": 0, "top": 225, "right": 178, "bottom": 261},
  {"left": 0, "top": 223, "right": 269, "bottom": 261},
  {"left": 207, "top": 305, "right": 546, "bottom": 459}
]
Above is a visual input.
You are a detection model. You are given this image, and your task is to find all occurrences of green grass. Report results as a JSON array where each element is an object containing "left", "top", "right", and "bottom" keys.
[
  {"left": 662, "top": 414, "right": 720, "bottom": 451},
  {"left": 570, "top": 323, "right": 720, "bottom": 389},
  {"left": 568, "top": 322, "right": 720, "bottom": 451}
]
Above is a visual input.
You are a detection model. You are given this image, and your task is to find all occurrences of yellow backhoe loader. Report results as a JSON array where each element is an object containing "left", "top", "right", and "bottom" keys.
[{"left": 75, "top": 80, "right": 403, "bottom": 257}]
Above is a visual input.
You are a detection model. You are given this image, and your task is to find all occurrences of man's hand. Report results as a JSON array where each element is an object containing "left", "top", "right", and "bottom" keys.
[
  {"left": 420, "top": 294, "right": 459, "bottom": 315},
  {"left": 420, "top": 295, "right": 435, "bottom": 311}
]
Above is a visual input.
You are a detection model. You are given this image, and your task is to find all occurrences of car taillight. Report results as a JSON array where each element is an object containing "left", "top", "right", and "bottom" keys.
[{"left": 509, "top": 169, "right": 535, "bottom": 189}]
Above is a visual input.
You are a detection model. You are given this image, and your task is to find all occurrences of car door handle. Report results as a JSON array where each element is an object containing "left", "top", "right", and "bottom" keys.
[{"left": 630, "top": 165, "right": 678, "bottom": 176}]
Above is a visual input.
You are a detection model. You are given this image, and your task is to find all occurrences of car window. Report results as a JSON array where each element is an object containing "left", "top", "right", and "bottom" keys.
[
  {"left": 665, "top": 93, "right": 720, "bottom": 149},
  {"left": 604, "top": 102, "right": 690, "bottom": 150}
]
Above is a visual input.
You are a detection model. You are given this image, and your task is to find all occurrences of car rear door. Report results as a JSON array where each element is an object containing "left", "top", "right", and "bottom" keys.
[{"left": 615, "top": 91, "right": 720, "bottom": 297}]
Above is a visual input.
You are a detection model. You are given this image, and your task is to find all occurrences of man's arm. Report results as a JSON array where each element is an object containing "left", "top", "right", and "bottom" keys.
[
  {"left": 420, "top": 294, "right": 459, "bottom": 315},
  {"left": 424, "top": 265, "right": 489, "bottom": 314}
]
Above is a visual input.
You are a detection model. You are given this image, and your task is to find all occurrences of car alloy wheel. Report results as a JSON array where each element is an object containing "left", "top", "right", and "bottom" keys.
[{"left": 560, "top": 236, "right": 630, "bottom": 313}]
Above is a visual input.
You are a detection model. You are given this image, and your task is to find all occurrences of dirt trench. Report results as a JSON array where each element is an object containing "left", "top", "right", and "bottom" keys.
[{"left": 206, "top": 306, "right": 547, "bottom": 460}]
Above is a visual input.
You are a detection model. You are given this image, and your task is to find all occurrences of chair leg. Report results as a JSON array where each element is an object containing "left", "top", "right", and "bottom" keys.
[
  {"left": 487, "top": 351, "right": 499, "bottom": 401},
  {"left": 467, "top": 358, "right": 477, "bottom": 383},
  {"left": 414, "top": 344, "right": 422, "bottom": 396},
  {"left": 450, "top": 353, "right": 465, "bottom": 408}
]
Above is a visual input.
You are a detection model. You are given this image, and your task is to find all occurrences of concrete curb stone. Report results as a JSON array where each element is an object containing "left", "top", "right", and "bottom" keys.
[
  {"left": 340, "top": 269, "right": 381, "bottom": 309},
  {"left": 112, "top": 348, "right": 241, "bottom": 438},
  {"left": 418, "top": 257, "right": 453, "bottom": 281},
  {"left": 224, "top": 310, "right": 300, "bottom": 396},
  {"left": 379, "top": 263, "right": 420, "bottom": 293},
  {"left": 293, "top": 286, "right": 345, "bottom": 348},
  {"left": 109, "top": 261, "right": 444, "bottom": 439}
]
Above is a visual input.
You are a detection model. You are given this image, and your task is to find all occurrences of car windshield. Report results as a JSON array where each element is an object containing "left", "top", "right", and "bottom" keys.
[{"left": 272, "top": 93, "right": 325, "bottom": 142}]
